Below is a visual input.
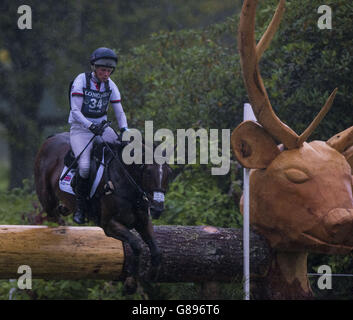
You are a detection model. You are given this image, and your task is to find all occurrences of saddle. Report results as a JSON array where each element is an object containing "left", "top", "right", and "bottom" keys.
[
  {"left": 63, "top": 139, "right": 106, "bottom": 189},
  {"left": 60, "top": 138, "right": 116, "bottom": 199}
]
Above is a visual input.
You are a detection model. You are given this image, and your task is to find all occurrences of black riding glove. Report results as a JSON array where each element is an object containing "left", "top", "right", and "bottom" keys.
[{"left": 89, "top": 123, "right": 105, "bottom": 136}]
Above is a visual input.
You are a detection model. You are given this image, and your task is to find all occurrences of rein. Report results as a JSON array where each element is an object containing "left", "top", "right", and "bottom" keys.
[{"left": 100, "top": 137, "right": 149, "bottom": 205}]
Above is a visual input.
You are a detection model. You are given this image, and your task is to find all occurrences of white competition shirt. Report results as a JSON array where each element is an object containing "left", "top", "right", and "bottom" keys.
[{"left": 68, "top": 72, "right": 128, "bottom": 129}]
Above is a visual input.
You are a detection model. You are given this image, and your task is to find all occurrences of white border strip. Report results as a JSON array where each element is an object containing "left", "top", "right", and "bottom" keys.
[{"left": 243, "top": 103, "right": 256, "bottom": 300}]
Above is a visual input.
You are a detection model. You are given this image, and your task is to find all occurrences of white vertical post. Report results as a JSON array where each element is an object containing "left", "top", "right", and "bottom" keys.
[{"left": 243, "top": 103, "right": 256, "bottom": 300}]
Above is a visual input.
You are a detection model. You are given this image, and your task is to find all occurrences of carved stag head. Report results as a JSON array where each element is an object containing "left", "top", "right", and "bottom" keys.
[{"left": 231, "top": 0, "right": 353, "bottom": 254}]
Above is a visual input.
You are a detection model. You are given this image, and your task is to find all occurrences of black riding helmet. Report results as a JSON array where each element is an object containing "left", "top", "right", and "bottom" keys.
[{"left": 90, "top": 47, "right": 118, "bottom": 71}]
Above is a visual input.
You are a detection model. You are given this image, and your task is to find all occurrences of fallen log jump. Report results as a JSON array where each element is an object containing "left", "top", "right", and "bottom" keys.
[{"left": 0, "top": 225, "right": 270, "bottom": 282}]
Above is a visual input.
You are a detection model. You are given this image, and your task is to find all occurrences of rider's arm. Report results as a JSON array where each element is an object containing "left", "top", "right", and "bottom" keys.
[
  {"left": 70, "top": 74, "right": 93, "bottom": 129},
  {"left": 71, "top": 96, "right": 93, "bottom": 129},
  {"left": 112, "top": 102, "right": 128, "bottom": 130},
  {"left": 110, "top": 81, "right": 128, "bottom": 130}
]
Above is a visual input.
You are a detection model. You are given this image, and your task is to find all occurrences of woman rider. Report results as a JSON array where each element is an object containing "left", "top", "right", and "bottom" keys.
[{"left": 69, "top": 47, "right": 128, "bottom": 224}]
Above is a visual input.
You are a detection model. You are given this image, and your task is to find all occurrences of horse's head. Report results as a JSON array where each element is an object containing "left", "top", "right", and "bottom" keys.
[
  {"left": 140, "top": 163, "right": 172, "bottom": 219},
  {"left": 108, "top": 136, "right": 173, "bottom": 219}
]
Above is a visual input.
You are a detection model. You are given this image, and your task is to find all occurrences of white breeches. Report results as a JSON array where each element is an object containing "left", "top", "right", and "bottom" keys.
[{"left": 70, "top": 125, "right": 118, "bottom": 178}]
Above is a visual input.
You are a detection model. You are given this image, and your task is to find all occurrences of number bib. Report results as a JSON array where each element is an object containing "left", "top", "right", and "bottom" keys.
[{"left": 81, "top": 87, "right": 112, "bottom": 118}]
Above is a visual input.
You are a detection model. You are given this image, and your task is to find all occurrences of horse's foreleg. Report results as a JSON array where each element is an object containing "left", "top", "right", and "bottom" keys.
[
  {"left": 135, "top": 219, "right": 162, "bottom": 281},
  {"left": 37, "top": 181, "right": 61, "bottom": 222},
  {"left": 103, "top": 218, "right": 142, "bottom": 294}
]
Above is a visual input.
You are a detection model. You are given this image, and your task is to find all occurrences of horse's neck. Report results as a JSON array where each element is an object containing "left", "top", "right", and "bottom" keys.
[
  {"left": 125, "top": 162, "right": 142, "bottom": 182},
  {"left": 107, "top": 158, "right": 141, "bottom": 187}
]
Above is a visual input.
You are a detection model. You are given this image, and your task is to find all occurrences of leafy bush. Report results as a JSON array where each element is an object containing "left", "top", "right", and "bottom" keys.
[{"left": 159, "top": 162, "right": 242, "bottom": 227}]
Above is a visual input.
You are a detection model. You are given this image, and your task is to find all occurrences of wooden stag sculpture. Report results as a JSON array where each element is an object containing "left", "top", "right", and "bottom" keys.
[{"left": 231, "top": 0, "right": 353, "bottom": 299}]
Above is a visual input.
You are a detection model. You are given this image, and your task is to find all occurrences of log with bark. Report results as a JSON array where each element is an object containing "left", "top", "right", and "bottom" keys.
[{"left": 0, "top": 225, "right": 271, "bottom": 283}]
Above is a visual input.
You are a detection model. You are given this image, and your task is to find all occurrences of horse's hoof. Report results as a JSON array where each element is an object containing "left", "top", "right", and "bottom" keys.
[
  {"left": 148, "top": 264, "right": 161, "bottom": 282},
  {"left": 47, "top": 214, "right": 60, "bottom": 223},
  {"left": 122, "top": 277, "right": 137, "bottom": 295},
  {"left": 47, "top": 216, "right": 66, "bottom": 226},
  {"left": 57, "top": 217, "right": 67, "bottom": 226},
  {"left": 58, "top": 205, "right": 70, "bottom": 216}
]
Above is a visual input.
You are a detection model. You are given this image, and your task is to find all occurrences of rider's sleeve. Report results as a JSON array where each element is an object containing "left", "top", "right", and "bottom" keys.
[
  {"left": 110, "top": 80, "right": 128, "bottom": 129},
  {"left": 112, "top": 102, "right": 128, "bottom": 129},
  {"left": 70, "top": 74, "right": 92, "bottom": 129}
]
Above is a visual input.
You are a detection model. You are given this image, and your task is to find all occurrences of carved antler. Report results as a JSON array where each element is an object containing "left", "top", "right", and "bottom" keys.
[
  {"left": 327, "top": 127, "right": 353, "bottom": 153},
  {"left": 238, "top": 0, "right": 337, "bottom": 149},
  {"left": 297, "top": 88, "right": 337, "bottom": 146}
]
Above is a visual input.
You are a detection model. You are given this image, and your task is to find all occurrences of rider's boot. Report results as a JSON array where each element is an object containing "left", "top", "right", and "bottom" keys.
[{"left": 73, "top": 175, "right": 89, "bottom": 224}]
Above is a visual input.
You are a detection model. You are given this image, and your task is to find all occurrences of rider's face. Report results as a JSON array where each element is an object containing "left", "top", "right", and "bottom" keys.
[{"left": 95, "top": 66, "right": 113, "bottom": 82}]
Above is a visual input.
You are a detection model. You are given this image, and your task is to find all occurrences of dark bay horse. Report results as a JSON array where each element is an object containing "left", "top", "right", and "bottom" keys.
[{"left": 34, "top": 131, "right": 172, "bottom": 292}]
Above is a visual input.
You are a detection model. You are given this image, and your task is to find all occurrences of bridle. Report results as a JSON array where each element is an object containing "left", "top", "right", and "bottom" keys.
[
  {"left": 101, "top": 139, "right": 149, "bottom": 207},
  {"left": 98, "top": 134, "right": 169, "bottom": 213}
]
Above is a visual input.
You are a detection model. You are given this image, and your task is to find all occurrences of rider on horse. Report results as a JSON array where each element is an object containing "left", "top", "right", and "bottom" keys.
[{"left": 69, "top": 47, "right": 128, "bottom": 224}]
